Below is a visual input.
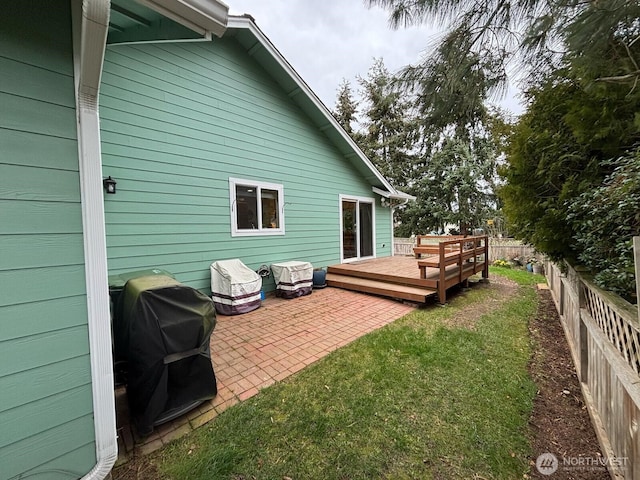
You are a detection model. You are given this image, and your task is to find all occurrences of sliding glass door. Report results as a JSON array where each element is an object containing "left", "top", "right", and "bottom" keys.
[{"left": 340, "top": 196, "right": 375, "bottom": 262}]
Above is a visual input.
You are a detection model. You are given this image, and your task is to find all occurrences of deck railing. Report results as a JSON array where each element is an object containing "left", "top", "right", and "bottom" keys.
[
  {"left": 394, "top": 237, "right": 535, "bottom": 262},
  {"left": 415, "top": 235, "right": 489, "bottom": 303}
]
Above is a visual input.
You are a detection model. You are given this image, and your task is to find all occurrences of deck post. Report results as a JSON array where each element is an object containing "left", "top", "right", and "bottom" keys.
[
  {"left": 439, "top": 241, "right": 446, "bottom": 304},
  {"left": 482, "top": 236, "right": 489, "bottom": 279},
  {"left": 458, "top": 240, "right": 463, "bottom": 284}
]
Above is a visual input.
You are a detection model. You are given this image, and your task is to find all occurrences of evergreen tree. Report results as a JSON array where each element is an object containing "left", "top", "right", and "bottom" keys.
[
  {"left": 568, "top": 151, "right": 640, "bottom": 302},
  {"left": 397, "top": 126, "right": 501, "bottom": 237},
  {"left": 393, "top": 43, "right": 504, "bottom": 237},
  {"left": 500, "top": 64, "right": 640, "bottom": 267},
  {"left": 357, "top": 59, "right": 417, "bottom": 189},
  {"left": 333, "top": 79, "right": 358, "bottom": 135},
  {"left": 371, "top": 0, "right": 640, "bottom": 298},
  {"left": 368, "top": 0, "right": 640, "bottom": 94}
]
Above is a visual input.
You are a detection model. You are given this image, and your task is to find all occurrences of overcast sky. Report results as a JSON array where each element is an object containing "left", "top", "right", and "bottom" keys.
[{"left": 228, "top": 0, "right": 524, "bottom": 116}]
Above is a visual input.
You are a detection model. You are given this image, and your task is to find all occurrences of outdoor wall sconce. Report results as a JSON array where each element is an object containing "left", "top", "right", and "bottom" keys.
[{"left": 103, "top": 176, "right": 117, "bottom": 194}]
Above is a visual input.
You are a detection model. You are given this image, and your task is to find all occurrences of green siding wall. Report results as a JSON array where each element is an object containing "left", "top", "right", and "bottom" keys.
[
  {"left": 0, "top": 2, "right": 97, "bottom": 479},
  {"left": 101, "top": 37, "right": 392, "bottom": 292}
]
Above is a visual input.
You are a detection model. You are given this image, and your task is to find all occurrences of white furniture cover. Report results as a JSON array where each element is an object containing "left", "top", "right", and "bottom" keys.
[
  {"left": 210, "top": 259, "right": 262, "bottom": 315},
  {"left": 271, "top": 261, "right": 313, "bottom": 299}
]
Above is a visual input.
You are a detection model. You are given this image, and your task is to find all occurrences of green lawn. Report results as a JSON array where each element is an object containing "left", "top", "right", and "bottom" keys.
[{"left": 156, "top": 267, "right": 542, "bottom": 479}]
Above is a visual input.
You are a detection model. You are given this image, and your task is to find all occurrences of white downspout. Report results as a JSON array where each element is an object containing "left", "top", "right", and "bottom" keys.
[
  {"left": 72, "top": 1, "right": 118, "bottom": 478},
  {"left": 390, "top": 203, "right": 395, "bottom": 256},
  {"left": 390, "top": 198, "right": 410, "bottom": 257}
]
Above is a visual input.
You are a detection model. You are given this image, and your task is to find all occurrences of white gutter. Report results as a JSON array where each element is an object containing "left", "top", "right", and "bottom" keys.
[
  {"left": 372, "top": 187, "right": 415, "bottom": 257},
  {"left": 372, "top": 186, "right": 416, "bottom": 203},
  {"left": 135, "top": 0, "right": 229, "bottom": 37},
  {"left": 72, "top": 1, "right": 118, "bottom": 479},
  {"left": 227, "top": 15, "right": 396, "bottom": 194}
]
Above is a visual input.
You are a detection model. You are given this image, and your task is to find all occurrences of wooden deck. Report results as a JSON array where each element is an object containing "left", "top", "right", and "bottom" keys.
[
  {"left": 327, "top": 257, "right": 437, "bottom": 303},
  {"left": 327, "top": 236, "right": 489, "bottom": 304}
]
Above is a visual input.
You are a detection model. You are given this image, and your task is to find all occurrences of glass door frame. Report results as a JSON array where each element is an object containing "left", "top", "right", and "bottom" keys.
[{"left": 339, "top": 194, "right": 377, "bottom": 263}]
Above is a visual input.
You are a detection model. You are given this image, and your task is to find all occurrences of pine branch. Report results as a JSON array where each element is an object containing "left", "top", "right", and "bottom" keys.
[{"left": 595, "top": 70, "right": 640, "bottom": 83}]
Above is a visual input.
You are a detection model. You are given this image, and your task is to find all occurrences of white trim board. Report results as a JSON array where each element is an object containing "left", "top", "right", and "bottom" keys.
[
  {"left": 228, "top": 177, "right": 286, "bottom": 237},
  {"left": 339, "top": 194, "right": 377, "bottom": 263}
]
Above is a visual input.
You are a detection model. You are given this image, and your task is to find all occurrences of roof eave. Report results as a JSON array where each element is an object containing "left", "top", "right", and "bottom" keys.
[
  {"left": 134, "top": 0, "right": 229, "bottom": 37},
  {"left": 372, "top": 186, "right": 416, "bottom": 202}
]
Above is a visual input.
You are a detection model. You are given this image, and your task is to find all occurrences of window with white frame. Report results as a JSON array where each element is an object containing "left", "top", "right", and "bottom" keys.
[{"left": 229, "top": 178, "right": 285, "bottom": 236}]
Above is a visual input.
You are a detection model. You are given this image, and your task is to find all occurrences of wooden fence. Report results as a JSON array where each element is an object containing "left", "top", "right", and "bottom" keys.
[
  {"left": 546, "top": 261, "right": 640, "bottom": 479},
  {"left": 394, "top": 237, "right": 535, "bottom": 263},
  {"left": 393, "top": 238, "right": 415, "bottom": 256}
]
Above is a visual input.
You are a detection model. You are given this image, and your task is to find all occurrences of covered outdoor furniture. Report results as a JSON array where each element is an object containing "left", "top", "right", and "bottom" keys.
[
  {"left": 113, "top": 273, "right": 217, "bottom": 436},
  {"left": 271, "top": 261, "right": 313, "bottom": 298},
  {"left": 210, "top": 259, "right": 262, "bottom": 315}
]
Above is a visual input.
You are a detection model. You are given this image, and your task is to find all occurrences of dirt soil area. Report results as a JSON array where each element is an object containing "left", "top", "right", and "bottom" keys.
[
  {"left": 527, "top": 287, "right": 609, "bottom": 479},
  {"left": 111, "top": 278, "right": 609, "bottom": 480}
]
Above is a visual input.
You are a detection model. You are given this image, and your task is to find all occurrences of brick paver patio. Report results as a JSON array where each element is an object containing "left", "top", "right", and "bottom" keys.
[{"left": 115, "top": 287, "right": 415, "bottom": 463}]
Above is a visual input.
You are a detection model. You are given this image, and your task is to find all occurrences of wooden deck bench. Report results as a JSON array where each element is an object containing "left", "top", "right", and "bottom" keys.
[
  {"left": 413, "top": 235, "right": 463, "bottom": 258},
  {"left": 417, "top": 249, "right": 480, "bottom": 275},
  {"left": 417, "top": 252, "right": 459, "bottom": 271},
  {"left": 413, "top": 245, "right": 441, "bottom": 258}
]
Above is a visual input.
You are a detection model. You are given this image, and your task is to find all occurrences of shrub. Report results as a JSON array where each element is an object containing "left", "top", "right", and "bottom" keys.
[
  {"left": 567, "top": 151, "right": 640, "bottom": 303},
  {"left": 493, "top": 258, "right": 511, "bottom": 268}
]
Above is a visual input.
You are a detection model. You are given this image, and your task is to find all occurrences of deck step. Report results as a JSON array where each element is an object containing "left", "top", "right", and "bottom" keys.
[
  {"left": 326, "top": 273, "right": 436, "bottom": 303},
  {"left": 327, "top": 264, "right": 436, "bottom": 288}
]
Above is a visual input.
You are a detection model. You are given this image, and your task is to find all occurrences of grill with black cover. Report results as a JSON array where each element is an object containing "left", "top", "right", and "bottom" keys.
[{"left": 113, "top": 274, "right": 217, "bottom": 436}]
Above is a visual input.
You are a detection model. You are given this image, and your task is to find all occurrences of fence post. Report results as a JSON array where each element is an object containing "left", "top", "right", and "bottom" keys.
[
  {"left": 579, "top": 318, "right": 588, "bottom": 383},
  {"left": 634, "top": 236, "right": 640, "bottom": 323},
  {"left": 577, "top": 270, "right": 586, "bottom": 310},
  {"left": 575, "top": 264, "right": 589, "bottom": 383}
]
